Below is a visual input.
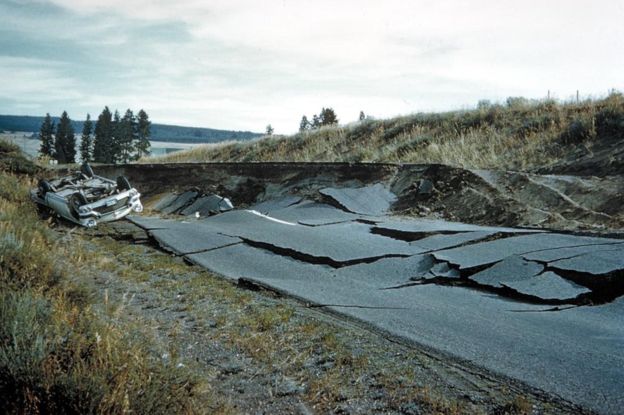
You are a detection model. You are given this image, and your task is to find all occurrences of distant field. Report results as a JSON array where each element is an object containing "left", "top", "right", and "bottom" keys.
[{"left": 0, "top": 132, "right": 202, "bottom": 161}]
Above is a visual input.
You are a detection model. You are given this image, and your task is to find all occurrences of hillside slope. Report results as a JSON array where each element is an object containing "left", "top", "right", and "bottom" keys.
[
  {"left": 0, "top": 115, "right": 261, "bottom": 143},
  {"left": 152, "top": 94, "right": 624, "bottom": 175}
]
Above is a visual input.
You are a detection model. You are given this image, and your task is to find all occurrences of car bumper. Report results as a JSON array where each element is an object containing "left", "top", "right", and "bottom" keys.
[{"left": 76, "top": 198, "right": 143, "bottom": 227}]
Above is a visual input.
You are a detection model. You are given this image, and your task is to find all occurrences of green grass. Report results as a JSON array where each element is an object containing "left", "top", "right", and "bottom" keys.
[{"left": 149, "top": 92, "right": 624, "bottom": 170}]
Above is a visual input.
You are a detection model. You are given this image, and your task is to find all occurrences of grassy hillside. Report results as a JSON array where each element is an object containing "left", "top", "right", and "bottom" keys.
[
  {"left": 0, "top": 115, "right": 261, "bottom": 144},
  {"left": 0, "top": 141, "right": 201, "bottom": 413},
  {"left": 151, "top": 93, "right": 624, "bottom": 171}
]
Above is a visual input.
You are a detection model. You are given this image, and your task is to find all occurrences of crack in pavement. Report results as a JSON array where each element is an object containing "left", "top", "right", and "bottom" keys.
[
  {"left": 178, "top": 241, "right": 244, "bottom": 256},
  {"left": 233, "top": 237, "right": 411, "bottom": 268}
]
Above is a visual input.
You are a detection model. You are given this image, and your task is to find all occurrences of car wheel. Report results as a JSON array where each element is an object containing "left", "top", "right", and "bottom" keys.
[
  {"left": 116, "top": 176, "right": 132, "bottom": 191},
  {"left": 69, "top": 192, "right": 88, "bottom": 217},
  {"left": 81, "top": 162, "right": 95, "bottom": 178},
  {"left": 38, "top": 179, "right": 53, "bottom": 196}
]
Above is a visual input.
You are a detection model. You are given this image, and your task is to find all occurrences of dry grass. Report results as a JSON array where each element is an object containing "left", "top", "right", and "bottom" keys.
[
  {"left": 0, "top": 166, "right": 202, "bottom": 413},
  {"left": 149, "top": 93, "right": 624, "bottom": 171}
]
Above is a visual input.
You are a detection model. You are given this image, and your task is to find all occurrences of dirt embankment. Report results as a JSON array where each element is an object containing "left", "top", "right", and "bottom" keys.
[{"left": 97, "top": 162, "right": 624, "bottom": 232}]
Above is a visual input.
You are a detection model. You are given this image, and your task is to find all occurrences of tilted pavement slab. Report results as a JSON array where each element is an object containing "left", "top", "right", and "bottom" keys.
[
  {"left": 248, "top": 195, "right": 303, "bottom": 214},
  {"left": 198, "top": 210, "right": 424, "bottom": 264},
  {"left": 160, "top": 190, "right": 198, "bottom": 214},
  {"left": 266, "top": 200, "right": 363, "bottom": 226},
  {"left": 180, "top": 195, "right": 233, "bottom": 217},
  {"left": 332, "top": 255, "right": 435, "bottom": 289},
  {"left": 433, "top": 233, "right": 624, "bottom": 270},
  {"left": 409, "top": 230, "right": 498, "bottom": 251},
  {"left": 319, "top": 183, "right": 397, "bottom": 216},
  {"left": 372, "top": 218, "right": 540, "bottom": 236},
  {"left": 548, "top": 246, "right": 624, "bottom": 275},
  {"left": 503, "top": 271, "right": 592, "bottom": 301}
]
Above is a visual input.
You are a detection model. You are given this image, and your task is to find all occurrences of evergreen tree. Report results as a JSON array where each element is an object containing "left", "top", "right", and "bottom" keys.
[
  {"left": 38, "top": 113, "right": 55, "bottom": 157},
  {"left": 79, "top": 113, "right": 93, "bottom": 162},
  {"left": 93, "top": 107, "right": 113, "bottom": 163},
  {"left": 135, "top": 109, "right": 151, "bottom": 159},
  {"left": 299, "top": 115, "right": 310, "bottom": 132},
  {"left": 311, "top": 114, "right": 321, "bottom": 129},
  {"left": 116, "top": 109, "right": 137, "bottom": 163},
  {"left": 319, "top": 107, "right": 338, "bottom": 126},
  {"left": 55, "top": 111, "right": 76, "bottom": 163},
  {"left": 359, "top": 111, "right": 366, "bottom": 121},
  {"left": 111, "top": 110, "right": 122, "bottom": 163},
  {"left": 266, "top": 124, "right": 274, "bottom": 135}
]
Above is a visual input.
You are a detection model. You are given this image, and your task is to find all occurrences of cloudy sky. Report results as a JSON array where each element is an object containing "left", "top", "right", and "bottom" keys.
[{"left": 1, "top": 0, "right": 622, "bottom": 133}]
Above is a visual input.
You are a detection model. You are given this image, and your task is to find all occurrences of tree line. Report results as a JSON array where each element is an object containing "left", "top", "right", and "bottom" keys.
[
  {"left": 297, "top": 108, "right": 367, "bottom": 132},
  {"left": 299, "top": 107, "right": 339, "bottom": 132},
  {"left": 39, "top": 107, "right": 151, "bottom": 164}
]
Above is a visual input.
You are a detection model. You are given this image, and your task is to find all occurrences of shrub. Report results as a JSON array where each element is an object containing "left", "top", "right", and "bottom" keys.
[
  {"left": 595, "top": 103, "right": 624, "bottom": 139},
  {"left": 560, "top": 118, "right": 595, "bottom": 145}
]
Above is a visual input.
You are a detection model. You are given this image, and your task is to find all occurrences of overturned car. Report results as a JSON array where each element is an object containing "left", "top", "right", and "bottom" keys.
[{"left": 31, "top": 163, "right": 143, "bottom": 227}]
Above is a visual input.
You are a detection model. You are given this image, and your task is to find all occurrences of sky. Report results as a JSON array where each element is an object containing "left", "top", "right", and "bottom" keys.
[{"left": 1, "top": 0, "right": 623, "bottom": 133}]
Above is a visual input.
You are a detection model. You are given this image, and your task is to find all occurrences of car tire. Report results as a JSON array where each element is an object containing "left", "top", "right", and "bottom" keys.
[
  {"left": 116, "top": 176, "right": 132, "bottom": 191},
  {"left": 69, "top": 192, "right": 88, "bottom": 218},
  {"left": 39, "top": 179, "right": 53, "bottom": 196},
  {"left": 81, "top": 162, "right": 95, "bottom": 178}
]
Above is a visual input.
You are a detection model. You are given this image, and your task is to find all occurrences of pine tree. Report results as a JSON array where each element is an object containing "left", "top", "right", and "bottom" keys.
[
  {"left": 299, "top": 115, "right": 310, "bottom": 132},
  {"left": 359, "top": 111, "right": 366, "bottom": 121},
  {"left": 266, "top": 124, "right": 274, "bottom": 135},
  {"left": 135, "top": 109, "right": 151, "bottom": 159},
  {"left": 55, "top": 111, "right": 76, "bottom": 163},
  {"left": 319, "top": 107, "right": 338, "bottom": 126},
  {"left": 111, "top": 110, "right": 122, "bottom": 163},
  {"left": 93, "top": 107, "right": 113, "bottom": 163},
  {"left": 311, "top": 114, "right": 320, "bottom": 129},
  {"left": 79, "top": 114, "right": 93, "bottom": 162},
  {"left": 38, "top": 113, "right": 55, "bottom": 158},
  {"left": 117, "top": 109, "right": 137, "bottom": 163}
]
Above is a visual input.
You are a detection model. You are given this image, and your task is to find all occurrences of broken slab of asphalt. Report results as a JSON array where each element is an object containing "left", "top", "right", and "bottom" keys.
[
  {"left": 320, "top": 183, "right": 397, "bottom": 216},
  {"left": 125, "top": 186, "right": 624, "bottom": 414}
]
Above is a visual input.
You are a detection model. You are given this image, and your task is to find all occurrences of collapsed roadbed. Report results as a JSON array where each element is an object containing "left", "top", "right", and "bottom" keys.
[{"left": 94, "top": 161, "right": 623, "bottom": 414}]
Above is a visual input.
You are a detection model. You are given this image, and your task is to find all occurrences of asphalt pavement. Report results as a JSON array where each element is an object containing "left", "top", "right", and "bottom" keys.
[{"left": 128, "top": 191, "right": 624, "bottom": 414}]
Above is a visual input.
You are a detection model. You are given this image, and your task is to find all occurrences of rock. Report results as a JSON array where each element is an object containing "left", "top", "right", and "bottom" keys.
[{"left": 417, "top": 179, "right": 435, "bottom": 195}]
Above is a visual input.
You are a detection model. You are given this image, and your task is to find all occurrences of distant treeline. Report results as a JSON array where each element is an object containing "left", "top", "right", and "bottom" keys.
[{"left": 0, "top": 115, "right": 261, "bottom": 143}]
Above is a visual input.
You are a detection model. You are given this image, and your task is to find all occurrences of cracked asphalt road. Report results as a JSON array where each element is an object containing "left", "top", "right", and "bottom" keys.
[{"left": 128, "top": 190, "right": 624, "bottom": 414}]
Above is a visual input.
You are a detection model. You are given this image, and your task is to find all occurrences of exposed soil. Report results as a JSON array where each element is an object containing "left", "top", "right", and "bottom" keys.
[{"left": 95, "top": 162, "right": 624, "bottom": 232}]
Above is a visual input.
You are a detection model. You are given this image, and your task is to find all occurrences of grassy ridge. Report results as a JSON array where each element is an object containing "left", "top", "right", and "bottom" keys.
[
  {"left": 151, "top": 93, "right": 624, "bottom": 170},
  {"left": 0, "top": 142, "right": 199, "bottom": 414}
]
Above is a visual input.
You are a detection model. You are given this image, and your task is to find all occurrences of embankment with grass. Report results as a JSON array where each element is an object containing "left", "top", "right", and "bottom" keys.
[
  {"left": 0, "top": 141, "right": 199, "bottom": 414},
  {"left": 151, "top": 93, "right": 624, "bottom": 172}
]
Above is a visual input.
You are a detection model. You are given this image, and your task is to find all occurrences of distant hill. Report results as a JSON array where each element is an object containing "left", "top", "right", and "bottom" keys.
[{"left": 0, "top": 115, "right": 262, "bottom": 143}]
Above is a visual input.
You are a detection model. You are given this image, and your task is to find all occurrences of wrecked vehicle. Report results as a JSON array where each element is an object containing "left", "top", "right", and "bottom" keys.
[{"left": 31, "top": 163, "right": 143, "bottom": 227}]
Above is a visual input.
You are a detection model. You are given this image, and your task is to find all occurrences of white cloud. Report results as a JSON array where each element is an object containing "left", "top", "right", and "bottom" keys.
[{"left": 1, "top": 0, "right": 623, "bottom": 132}]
